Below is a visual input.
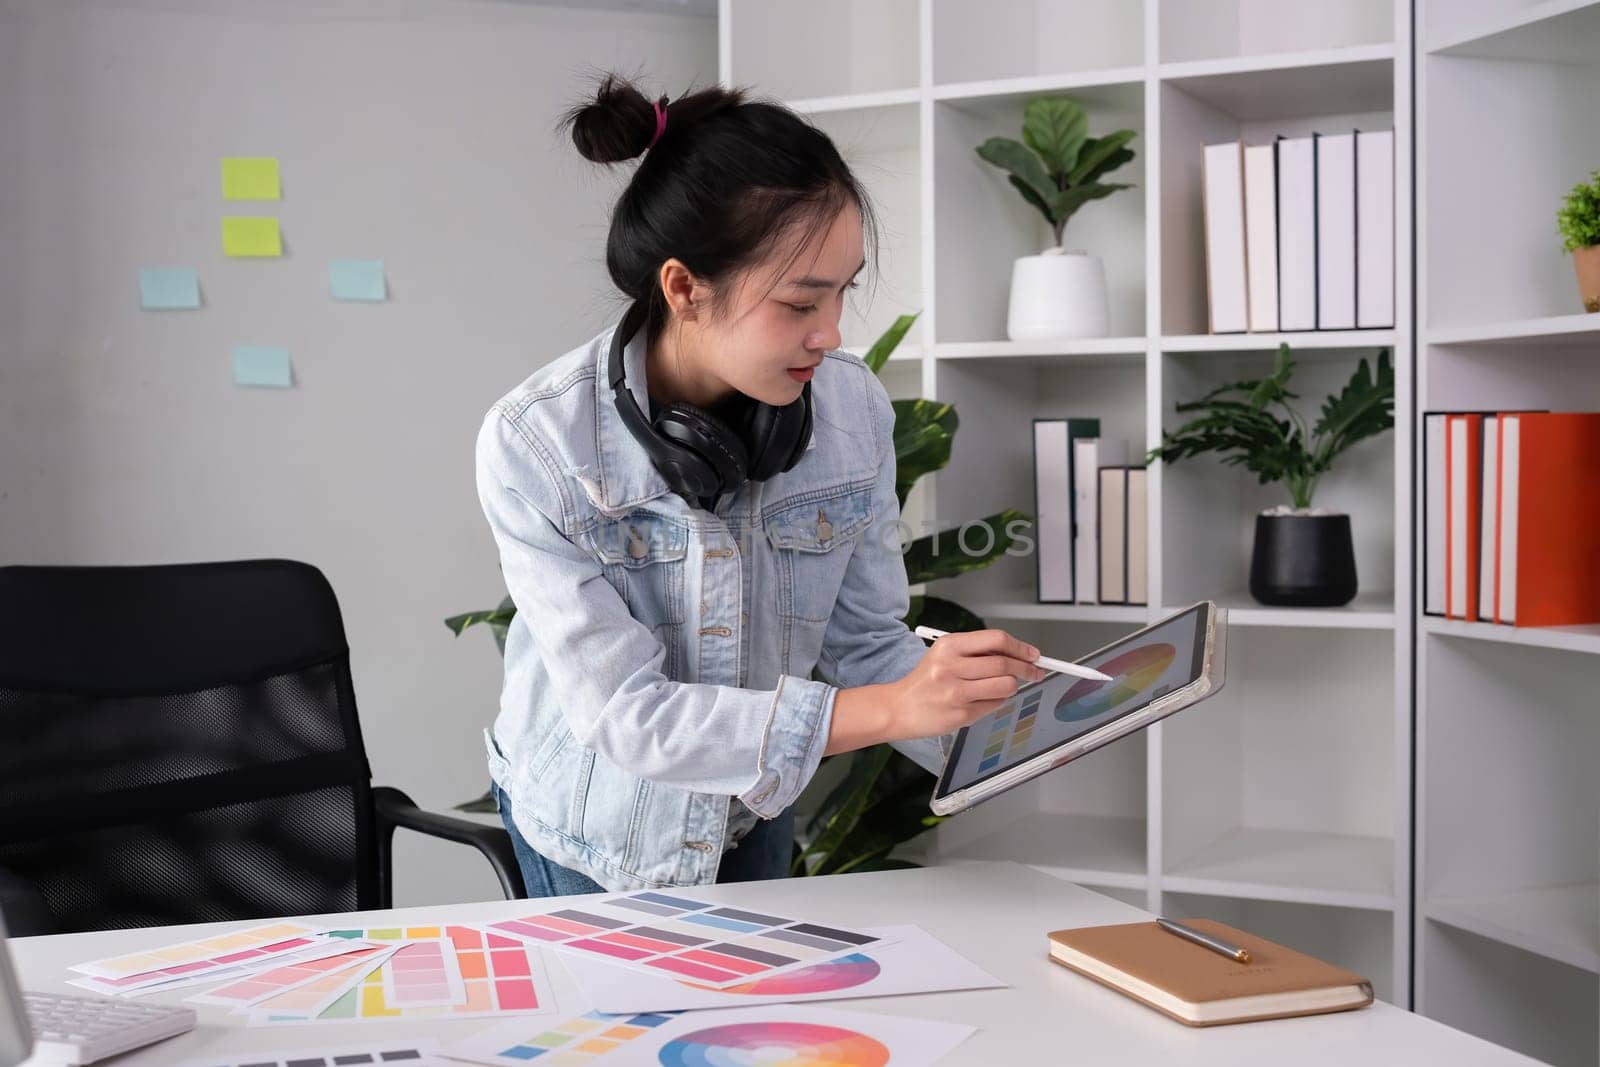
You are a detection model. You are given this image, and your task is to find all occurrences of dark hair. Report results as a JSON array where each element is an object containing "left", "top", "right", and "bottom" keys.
[{"left": 558, "top": 72, "right": 880, "bottom": 345}]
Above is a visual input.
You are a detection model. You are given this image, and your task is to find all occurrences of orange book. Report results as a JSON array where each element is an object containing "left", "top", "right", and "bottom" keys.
[
  {"left": 1495, "top": 413, "right": 1600, "bottom": 626},
  {"left": 1445, "top": 414, "right": 1483, "bottom": 620}
]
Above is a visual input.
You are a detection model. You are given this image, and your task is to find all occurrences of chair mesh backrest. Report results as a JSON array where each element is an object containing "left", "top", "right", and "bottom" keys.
[{"left": 0, "top": 560, "right": 376, "bottom": 932}]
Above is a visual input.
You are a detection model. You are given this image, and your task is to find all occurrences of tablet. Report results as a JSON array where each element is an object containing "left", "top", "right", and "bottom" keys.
[{"left": 930, "top": 601, "right": 1227, "bottom": 816}]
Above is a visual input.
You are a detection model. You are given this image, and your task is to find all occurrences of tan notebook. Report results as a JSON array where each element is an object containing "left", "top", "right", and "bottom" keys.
[{"left": 1048, "top": 919, "right": 1374, "bottom": 1027}]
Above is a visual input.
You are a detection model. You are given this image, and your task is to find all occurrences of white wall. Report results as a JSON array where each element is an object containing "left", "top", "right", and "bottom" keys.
[{"left": 0, "top": 0, "right": 716, "bottom": 906}]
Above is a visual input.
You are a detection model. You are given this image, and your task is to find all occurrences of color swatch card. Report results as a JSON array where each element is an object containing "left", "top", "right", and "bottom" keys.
[
  {"left": 453, "top": 1004, "right": 975, "bottom": 1067},
  {"left": 243, "top": 946, "right": 403, "bottom": 1023},
  {"left": 446, "top": 1009, "right": 680, "bottom": 1066},
  {"left": 69, "top": 921, "right": 330, "bottom": 985},
  {"left": 68, "top": 938, "right": 363, "bottom": 999},
  {"left": 175, "top": 1042, "right": 446, "bottom": 1067},
  {"left": 253, "top": 924, "right": 556, "bottom": 1025},
  {"left": 558, "top": 924, "right": 1004, "bottom": 1014},
  {"left": 486, "top": 891, "right": 888, "bottom": 989},
  {"left": 187, "top": 942, "right": 389, "bottom": 1008}
]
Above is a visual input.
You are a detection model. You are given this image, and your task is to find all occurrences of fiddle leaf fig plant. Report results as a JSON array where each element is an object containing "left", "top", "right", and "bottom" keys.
[
  {"left": 976, "top": 95, "right": 1137, "bottom": 249},
  {"left": 448, "top": 313, "right": 1029, "bottom": 870},
  {"left": 1147, "top": 344, "right": 1395, "bottom": 511}
]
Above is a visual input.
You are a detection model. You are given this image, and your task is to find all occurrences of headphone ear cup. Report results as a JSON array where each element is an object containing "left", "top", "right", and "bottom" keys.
[
  {"left": 744, "top": 383, "right": 813, "bottom": 480},
  {"left": 653, "top": 401, "right": 750, "bottom": 495}
]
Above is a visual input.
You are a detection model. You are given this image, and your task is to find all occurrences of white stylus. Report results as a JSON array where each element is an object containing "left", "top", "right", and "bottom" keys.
[{"left": 913, "top": 626, "right": 1114, "bottom": 683}]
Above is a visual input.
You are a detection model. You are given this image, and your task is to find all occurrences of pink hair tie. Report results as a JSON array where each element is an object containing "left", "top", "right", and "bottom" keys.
[{"left": 648, "top": 99, "right": 668, "bottom": 149}]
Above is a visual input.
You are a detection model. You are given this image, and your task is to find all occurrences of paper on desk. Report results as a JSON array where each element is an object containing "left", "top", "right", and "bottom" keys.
[
  {"left": 174, "top": 1040, "right": 447, "bottom": 1067},
  {"left": 559, "top": 924, "right": 1004, "bottom": 1014},
  {"left": 450, "top": 1003, "right": 975, "bottom": 1067}
]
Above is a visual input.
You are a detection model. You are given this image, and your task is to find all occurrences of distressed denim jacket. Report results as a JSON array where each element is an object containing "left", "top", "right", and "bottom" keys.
[{"left": 474, "top": 319, "right": 946, "bottom": 891}]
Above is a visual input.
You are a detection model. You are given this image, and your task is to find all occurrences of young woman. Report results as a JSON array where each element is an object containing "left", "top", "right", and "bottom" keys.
[{"left": 474, "top": 74, "right": 1046, "bottom": 896}]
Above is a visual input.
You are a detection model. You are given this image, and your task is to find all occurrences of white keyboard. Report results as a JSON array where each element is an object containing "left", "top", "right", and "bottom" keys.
[{"left": 23, "top": 991, "right": 195, "bottom": 1065}]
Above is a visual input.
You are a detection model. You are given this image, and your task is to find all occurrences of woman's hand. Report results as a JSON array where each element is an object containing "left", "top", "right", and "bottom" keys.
[
  {"left": 826, "top": 629, "right": 1046, "bottom": 755},
  {"left": 883, "top": 628, "right": 1046, "bottom": 741}
]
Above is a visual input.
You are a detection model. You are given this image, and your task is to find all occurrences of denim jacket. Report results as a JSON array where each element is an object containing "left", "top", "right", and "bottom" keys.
[{"left": 474, "top": 319, "right": 946, "bottom": 891}]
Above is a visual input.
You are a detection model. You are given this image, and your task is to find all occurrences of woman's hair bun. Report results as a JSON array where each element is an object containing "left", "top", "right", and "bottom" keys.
[{"left": 561, "top": 73, "right": 663, "bottom": 164}]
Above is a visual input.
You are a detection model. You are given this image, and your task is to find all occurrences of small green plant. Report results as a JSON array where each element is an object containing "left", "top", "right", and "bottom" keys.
[
  {"left": 1148, "top": 344, "right": 1395, "bottom": 511},
  {"left": 1558, "top": 169, "right": 1600, "bottom": 253},
  {"left": 975, "top": 95, "right": 1137, "bottom": 249}
]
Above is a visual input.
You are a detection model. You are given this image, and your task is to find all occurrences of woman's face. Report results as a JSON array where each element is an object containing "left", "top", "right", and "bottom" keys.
[{"left": 701, "top": 201, "right": 865, "bottom": 408}]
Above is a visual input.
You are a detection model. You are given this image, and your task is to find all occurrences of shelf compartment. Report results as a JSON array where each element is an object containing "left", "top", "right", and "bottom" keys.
[
  {"left": 933, "top": 82, "right": 1147, "bottom": 344},
  {"left": 954, "top": 594, "right": 1151, "bottom": 625},
  {"left": 1159, "top": 46, "right": 1395, "bottom": 120},
  {"left": 1421, "top": 921, "right": 1598, "bottom": 1067},
  {"left": 1164, "top": 826, "right": 1395, "bottom": 910},
  {"left": 1159, "top": 0, "right": 1395, "bottom": 65},
  {"left": 726, "top": 0, "right": 918, "bottom": 102},
  {"left": 934, "top": 338, "right": 1147, "bottom": 363},
  {"left": 1163, "top": 628, "right": 1398, "bottom": 910},
  {"left": 931, "top": 0, "right": 1143, "bottom": 88},
  {"left": 1158, "top": 350, "right": 1397, "bottom": 607},
  {"left": 1428, "top": 0, "right": 1600, "bottom": 62},
  {"left": 1427, "top": 883, "right": 1600, "bottom": 974},
  {"left": 1420, "top": 639, "right": 1598, "bottom": 908}
]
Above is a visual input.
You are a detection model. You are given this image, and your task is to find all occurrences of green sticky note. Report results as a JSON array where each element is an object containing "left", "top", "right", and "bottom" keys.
[
  {"left": 329, "top": 259, "right": 386, "bottom": 302},
  {"left": 138, "top": 267, "right": 200, "bottom": 310},
  {"left": 233, "top": 345, "right": 292, "bottom": 388},
  {"left": 221, "top": 156, "right": 280, "bottom": 200},
  {"left": 222, "top": 216, "right": 281, "bottom": 257}
]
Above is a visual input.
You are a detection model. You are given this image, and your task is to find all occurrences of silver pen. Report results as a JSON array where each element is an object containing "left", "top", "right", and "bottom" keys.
[
  {"left": 1156, "top": 917, "right": 1253, "bottom": 964},
  {"left": 912, "top": 626, "right": 1113, "bottom": 683}
]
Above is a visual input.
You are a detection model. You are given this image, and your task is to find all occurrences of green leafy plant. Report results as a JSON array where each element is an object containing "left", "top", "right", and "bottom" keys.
[
  {"left": 448, "top": 314, "right": 1028, "bottom": 872},
  {"left": 1558, "top": 169, "right": 1600, "bottom": 253},
  {"left": 1148, "top": 344, "right": 1395, "bottom": 511},
  {"left": 975, "top": 95, "right": 1137, "bottom": 249}
]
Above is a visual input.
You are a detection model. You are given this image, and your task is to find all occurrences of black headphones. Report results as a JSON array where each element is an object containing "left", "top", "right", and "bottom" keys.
[{"left": 609, "top": 299, "right": 813, "bottom": 501}]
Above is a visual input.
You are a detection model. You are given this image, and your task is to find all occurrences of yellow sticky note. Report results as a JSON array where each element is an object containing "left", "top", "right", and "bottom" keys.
[
  {"left": 221, "top": 157, "right": 280, "bottom": 200},
  {"left": 222, "top": 216, "right": 282, "bottom": 257}
]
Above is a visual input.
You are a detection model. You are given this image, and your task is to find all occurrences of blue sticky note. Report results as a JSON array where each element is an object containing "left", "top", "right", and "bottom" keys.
[
  {"left": 232, "top": 345, "right": 293, "bottom": 388},
  {"left": 329, "top": 258, "right": 386, "bottom": 302},
  {"left": 139, "top": 267, "right": 200, "bottom": 310}
]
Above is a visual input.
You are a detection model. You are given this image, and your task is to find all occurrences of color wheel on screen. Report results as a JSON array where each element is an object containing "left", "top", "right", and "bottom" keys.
[
  {"left": 1053, "top": 642, "right": 1176, "bottom": 722},
  {"left": 656, "top": 1021, "right": 890, "bottom": 1066},
  {"left": 679, "top": 952, "right": 880, "bottom": 996}
]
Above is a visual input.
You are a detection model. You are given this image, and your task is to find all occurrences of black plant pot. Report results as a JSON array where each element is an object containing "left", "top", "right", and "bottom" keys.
[{"left": 1249, "top": 513, "right": 1358, "bottom": 607}]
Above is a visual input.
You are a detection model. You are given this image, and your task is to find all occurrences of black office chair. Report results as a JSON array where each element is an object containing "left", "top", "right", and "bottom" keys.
[{"left": 0, "top": 560, "right": 524, "bottom": 936}]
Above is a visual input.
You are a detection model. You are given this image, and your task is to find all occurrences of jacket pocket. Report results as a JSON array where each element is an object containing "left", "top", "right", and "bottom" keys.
[
  {"left": 764, "top": 485, "right": 874, "bottom": 625},
  {"left": 583, "top": 510, "right": 689, "bottom": 677}
]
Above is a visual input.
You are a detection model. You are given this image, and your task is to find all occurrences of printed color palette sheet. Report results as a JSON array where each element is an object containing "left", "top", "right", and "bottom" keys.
[
  {"left": 69, "top": 922, "right": 327, "bottom": 981},
  {"left": 558, "top": 925, "right": 1004, "bottom": 1013},
  {"left": 175, "top": 1042, "right": 444, "bottom": 1066},
  {"left": 444, "top": 1010, "right": 678, "bottom": 1066},
  {"left": 488, "top": 891, "right": 885, "bottom": 989}
]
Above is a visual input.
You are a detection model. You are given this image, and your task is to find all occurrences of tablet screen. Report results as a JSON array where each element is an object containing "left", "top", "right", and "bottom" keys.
[{"left": 937, "top": 604, "right": 1208, "bottom": 797}]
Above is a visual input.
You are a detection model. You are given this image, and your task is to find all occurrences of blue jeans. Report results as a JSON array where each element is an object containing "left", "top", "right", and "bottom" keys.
[{"left": 492, "top": 783, "right": 795, "bottom": 898}]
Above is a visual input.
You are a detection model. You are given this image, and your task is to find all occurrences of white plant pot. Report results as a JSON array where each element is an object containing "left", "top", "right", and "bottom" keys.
[{"left": 1006, "top": 248, "right": 1110, "bottom": 341}]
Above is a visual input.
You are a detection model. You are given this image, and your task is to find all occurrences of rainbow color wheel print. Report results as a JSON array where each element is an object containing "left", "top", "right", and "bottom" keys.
[
  {"left": 1053, "top": 643, "right": 1176, "bottom": 722},
  {"left": 678, "top": 952, "right": 880, "bottom": 996},
  {"left": 656, "top": 1021, "right": 890, "bottom": 1066}
]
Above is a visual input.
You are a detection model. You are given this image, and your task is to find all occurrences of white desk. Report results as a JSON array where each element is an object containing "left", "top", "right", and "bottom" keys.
[{"left": 12, "top": 862, "right": 1532, "bottom": 1065}]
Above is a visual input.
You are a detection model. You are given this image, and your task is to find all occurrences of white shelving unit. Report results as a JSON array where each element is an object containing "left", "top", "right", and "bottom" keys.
[
  {"left": 1416, "top": 4, "right": 1600, "bottom": 1060},
  {"left": 722, "top": 0, "right": 1413, "bottom": 1010}
]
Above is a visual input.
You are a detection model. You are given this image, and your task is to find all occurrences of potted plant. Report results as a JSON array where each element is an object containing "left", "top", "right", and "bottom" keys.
[
  {"left": 1558, "top": 168, "right": 1600, "bottom": 313},
  {"left": 975, "top": 95, "right": 1137, "bottom": 341},
  {"left": 448, "top": 314, "right": 1029, "bottom": 877},
  {"left": 1148, "top": 344, "right": 1394, "bottom": 607}
]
